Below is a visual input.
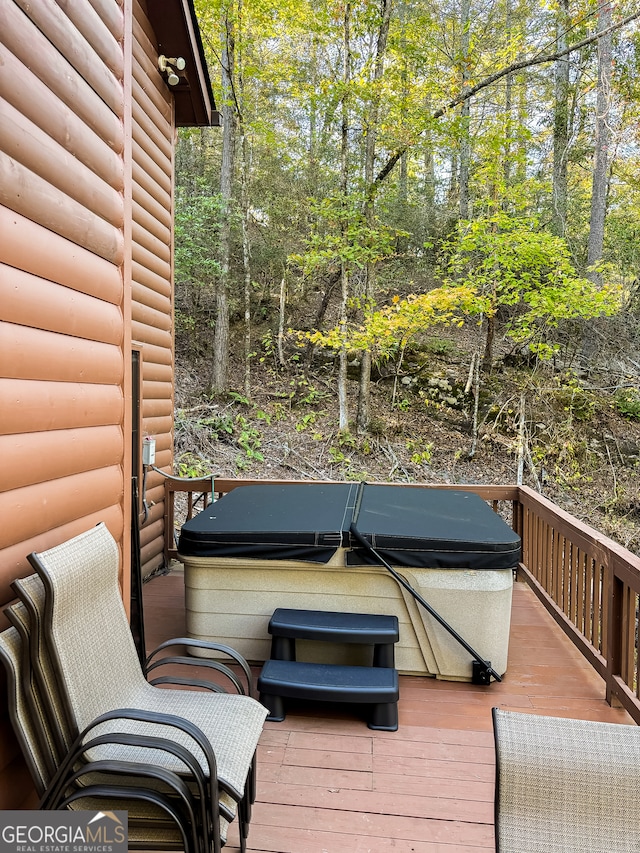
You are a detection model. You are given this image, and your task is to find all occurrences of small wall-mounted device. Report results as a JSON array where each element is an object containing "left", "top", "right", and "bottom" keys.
[
  {"left": 158, "top": 55, "right": 186, "bottom": 86},
  {"left": 142, "top": 436, "right": 156, "bottom": 466}
]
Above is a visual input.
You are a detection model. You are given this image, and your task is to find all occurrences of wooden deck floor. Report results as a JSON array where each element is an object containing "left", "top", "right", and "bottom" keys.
[{"left": 143, "top": 568, "right": 633, "bottom": 853}]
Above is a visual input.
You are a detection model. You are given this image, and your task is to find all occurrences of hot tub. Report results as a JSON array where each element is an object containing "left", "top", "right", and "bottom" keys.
[{"left": 177, "top": 483, "right": 520, "bottom": 681}]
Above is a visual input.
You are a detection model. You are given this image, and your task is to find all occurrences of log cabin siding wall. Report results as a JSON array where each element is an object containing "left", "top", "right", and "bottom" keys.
[
  {"left": 0, "top": 0, "right": 127, "bottom": 601},
  {"left": 0, "top": 0, "right": 127, "bottom": 808},
  {"left": 1, "top": 0, "right": 177, "bottom": 585},
  {"left": 132, "top": 0, "right": 175, "bottom": 576},
  {"left": 0, "top": 0, "right": 203, "bottom": 805}
]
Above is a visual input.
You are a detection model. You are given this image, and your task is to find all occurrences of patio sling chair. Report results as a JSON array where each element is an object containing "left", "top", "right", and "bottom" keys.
[
  {"left": 492, "top": 707, "right": 640, "bottom": 853},
  {"left": 4, "top": 585, "right": 234, "bottom": 853},
  {"left": 9, "top": 570, "right": 256, "bottom": 819},
  {"left": 0, "top": 620, "right": 210, "bottom": 853},
  {"left": 22, "top": 523, "right": 268, "bottom": 852}
]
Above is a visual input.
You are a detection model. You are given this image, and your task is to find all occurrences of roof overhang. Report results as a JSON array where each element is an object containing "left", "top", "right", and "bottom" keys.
[{"left": 147, "top": 0, "right": 221, "bottom": 127}]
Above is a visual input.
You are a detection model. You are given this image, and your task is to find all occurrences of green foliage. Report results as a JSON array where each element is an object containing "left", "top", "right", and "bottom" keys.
[
  {"left": 174, "top": 186, "right": 225, "bottom": 286},
  {"left": 176, "top": 452, "right": 213, "bottom": 478},
  {"left": 328, "top": 445, "right": 348, "bottom": 464},
  {"left": 295, "top": 412, "right": 319, "bottom": 432},
  {"left": 406, "top": 439, "right": 434, "bottom": 465},
  {"left": 289, "top": 195, "right": 406, "bottom": 275},
  {"left": 305, "top": 285, "right": 476, "bottom": 362},
  {"left": 440, "top": 213, "right": 623, "bottom": 358},
  {"left": 274, "top": 377, "right": 328, "bottom": 408},
  {"left": 234, "top": 415, "right": 264, "bottom": 468},
  {"left": 530, "top": 433, "right": 592, "bottom": 490},
  {"left": 614, "top": 388, "right": 640, "bottom": 420},
  {"left": 551, "top": 377, "right": 597, "bottom": 423},
  {"left": 291, "top": 378, "right": 327, "bottom": 406},
  {"left": 228, "top": 391, "right": 252, "bottom": 406},
  {"left": 197, "top": 413, "right": 235, "bottom": 437},
  {"left": 420, "top": 337, "right": 458, "bottom": 357}
]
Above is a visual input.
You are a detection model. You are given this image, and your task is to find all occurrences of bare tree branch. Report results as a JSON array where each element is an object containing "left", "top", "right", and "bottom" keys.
[{"left": 371, "top": 9, "right": 640, "bottom": 193}]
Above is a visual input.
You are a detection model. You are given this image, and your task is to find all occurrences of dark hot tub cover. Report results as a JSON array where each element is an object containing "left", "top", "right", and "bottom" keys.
[
  {"left": 177, "top": 483, "right": 521, "bottom": 569},
  {"left": 178, "top": 483, "right": 358, "bottom": 562}
]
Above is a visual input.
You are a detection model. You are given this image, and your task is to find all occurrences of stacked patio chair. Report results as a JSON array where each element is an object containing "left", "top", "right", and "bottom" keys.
[
  {"left": 0, "top": 522, "right": 268, "bottom": 853},
  {"left": 492, "top": 708, "right": 640, "bottom": 853},
  {"left": 0, "top": 619, "right": 208, "bottom": 853}
]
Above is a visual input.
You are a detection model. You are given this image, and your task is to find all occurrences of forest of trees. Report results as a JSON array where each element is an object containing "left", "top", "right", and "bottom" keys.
[{"left": 172, "top": 0, "right": 640, "bottom": 549}]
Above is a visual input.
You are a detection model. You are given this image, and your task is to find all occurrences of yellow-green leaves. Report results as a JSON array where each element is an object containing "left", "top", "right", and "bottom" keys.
[
  {"left": 440, "top": 213, "right": 623, "bottom": 358},
  {"left": 306, "top": 285, "right": 476, "bottom": 359}
]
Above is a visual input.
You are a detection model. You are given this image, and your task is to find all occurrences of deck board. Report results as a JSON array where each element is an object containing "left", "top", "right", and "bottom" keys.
[{"left": 143, "top": 569, "right": 633, "bottom": 852}]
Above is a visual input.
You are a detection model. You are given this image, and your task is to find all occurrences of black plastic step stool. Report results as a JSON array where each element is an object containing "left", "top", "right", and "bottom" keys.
[
  {"left": 259, "top": 608, "right": 400, "bottom": 731},
  {"left": 268, "top": 608, "right": 399, "bottom": 668},
  {"left": 258, "top": 659, "right": 399, "bottom": 731}
]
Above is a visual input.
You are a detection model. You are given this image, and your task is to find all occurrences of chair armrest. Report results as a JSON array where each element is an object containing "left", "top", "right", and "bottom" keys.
[
  {"left": 145, "top": 637, "right": 255, "bottom": 697},
  {"left": 57, "top": 781, "right": 209, "bottom": 853},
  {"left": 48, "top": 706, "right": 238, "bottom": 807},
  {"left": 43, "top": 730, "right": 215, "bottom": 817},
  {"left": 147, "top": 673, "right": 227, "bottom": 692}
]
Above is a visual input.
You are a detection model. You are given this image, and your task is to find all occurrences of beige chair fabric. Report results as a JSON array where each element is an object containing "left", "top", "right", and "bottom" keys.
[
  {"left": 492, "top": 707, "right": 640, "bottom": 852},
  {"left": 0, "top": 623, "right": 214, "bottom": 853},
  {"left": 14, "top": 522, "right": 268, "bottom": 852},
  {"left": 29, "top": 524, "right": 267, "bottom": 804},
  {"left": 9, "top": 578, "right": 246, "bottom": 853}
]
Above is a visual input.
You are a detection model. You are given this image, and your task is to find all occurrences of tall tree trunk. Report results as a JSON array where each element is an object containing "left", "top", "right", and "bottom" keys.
[
  {"left": 277, "top": 275, "right": 286, "bottom": 368},
  {"left": 210, "top": 5, "right": 236, "bottom": 395},
  {"left": 423, "top": 96, "right": 435, "bottom": 211},
  {"left": 515, "top": 73, "right": 528, "bottom": 185},
  {"left": 458, "top": 0, "right": 471, "bottom": 219},
  {"left": 502, "top": 0, "right": 512, "bottom": 202},
  {"left": 338, "top": 2, "right": 352, "bottom": 434},
  {"left": 357, "top": 0, "right": 392, "bottom": 434},
  {"left": 482, "top": 312, "right": 495, "bottom": 372},
  {"left": 240, "top": 128, "right": 252, "bottom": 399},
  {"left": 552, "top": 0, "right": 570, "bottom": 237},
  {"left": 235, "top": 0, "right": 252, "bottom": 399},
  {"left": 587, "top": 0, "right": 612, "bottom": 283},
  {"left": 308, "top": 35, "right": 319, "bottom": 193}
]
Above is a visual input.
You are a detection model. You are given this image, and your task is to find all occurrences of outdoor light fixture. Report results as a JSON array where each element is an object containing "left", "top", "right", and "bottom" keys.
[{"left": 158, "top": 54, "right": 186, "bottom": 86}]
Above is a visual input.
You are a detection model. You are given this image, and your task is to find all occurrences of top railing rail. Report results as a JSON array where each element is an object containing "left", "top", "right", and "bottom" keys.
[{"left": 163, "top": 477, "right": 640, "bottom": 723}]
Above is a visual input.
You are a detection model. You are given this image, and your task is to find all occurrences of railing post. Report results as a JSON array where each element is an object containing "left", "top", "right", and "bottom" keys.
[{"left": 605, "top": 568, "right": 623, "bottom": 707}]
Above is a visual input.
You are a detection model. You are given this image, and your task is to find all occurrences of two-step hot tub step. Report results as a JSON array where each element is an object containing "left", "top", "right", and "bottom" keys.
[
  {"left": 260, "top": 608, "right": 400, "bottom": 731},
  {"left": 258, "top": 658, "right": 399, "bottom": 731}
]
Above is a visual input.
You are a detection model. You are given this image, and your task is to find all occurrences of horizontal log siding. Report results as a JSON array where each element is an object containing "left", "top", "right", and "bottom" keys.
[
  {"left": 0, "top": 507, "right": 124, "bottom": 592},
  {"left": 0, "top": 0, "right": 184, "bottom": 805},
  {"left": 0, "top": 102, "right": 124, "bottom": 228},
  {"left": 0, "top": 428, "right": 124, "bottom": 492},
  {"left": 0, "top": 0, "right": 126, "bottom": 592},
  {"left": 0, "top": 157, "right": 124, "bottom": 264},
  {"left": 0, "top": 55, "right": 124, "bottom": 191},
  {"left": 0, "top": 211, "right": 124, "bottom": 303},
  {"left": 0, "top": 381, "right": 125, "bottom": 435},
  {"left": 11, "top": 0, "right": 124, "bottom": 113},
  {"left": 1, "top": 1, "right": 124, "bottom": 154},
  {"left": 131, "top": 0, "right": 175, "bottom": 576},
  {"left": 0, "top": 265, "right": 122, "bottom": 343},
  {"left": 1, "top": 324, "right": 123, "bottom": 383}
]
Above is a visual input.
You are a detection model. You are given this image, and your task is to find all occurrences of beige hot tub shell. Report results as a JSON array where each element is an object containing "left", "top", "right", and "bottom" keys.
[{"left": 180, "top": 550, "right": 513, "bottom": 681}]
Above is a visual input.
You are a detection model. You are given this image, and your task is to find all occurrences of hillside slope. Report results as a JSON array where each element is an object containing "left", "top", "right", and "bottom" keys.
[{"left": 173, "top": 328, "right": 640, "bottom": 555}]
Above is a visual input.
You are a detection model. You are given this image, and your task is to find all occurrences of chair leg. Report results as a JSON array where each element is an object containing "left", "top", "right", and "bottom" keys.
[{"left": 238, "top": 793, "right": 249, "bottom": 853}]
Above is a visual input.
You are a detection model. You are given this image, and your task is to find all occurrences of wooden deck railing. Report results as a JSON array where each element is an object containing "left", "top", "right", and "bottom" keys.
[{"left": 164, "top": 477, "right": 640, "bottom": 723}]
